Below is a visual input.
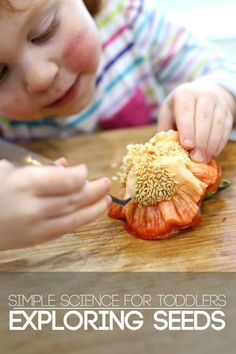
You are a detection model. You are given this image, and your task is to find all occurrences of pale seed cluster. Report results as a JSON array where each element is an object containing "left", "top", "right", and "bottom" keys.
[
  {"left": 135, "top": 162, "right": 179, "bottom": 206},
  {"left": 156, "top": 142, "right": 190, "bottom": 163},
  {"left": 119, "top": 132, "right": 189, "bottom": 205},
  {"left": 120, "top": 144, "right": 150, "bottom": 184}
]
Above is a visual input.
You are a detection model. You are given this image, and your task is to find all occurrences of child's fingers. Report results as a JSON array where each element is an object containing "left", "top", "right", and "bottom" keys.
[
  {"left": 0, "top": 159, "right": 14, "bottom": 172},
  {"left": 54, "top": 157, "right": 68, "bottom": 167},
  {"left": 157, "top": 97, "right": 175, "bottom": 131},
  {"left": 37, "top": 195, "right": 112, "bottom": 244},
  {"left": 39, "top": 177, "right": 111, "bottom": 218},
  {"left": 190, "top": 96, "right": 215, "bottom": 162},
  {"left": 215, "top": 111, "right": 233, "bottom": 156},
  {"left": 172, "top": 90, "right": 196, "bottom": 149},
  {"left": 205, "top": 104, "right": 226, "bottom": 161},
  {"left": 28, "top": 164, "right": 88, "bottom": 196}
]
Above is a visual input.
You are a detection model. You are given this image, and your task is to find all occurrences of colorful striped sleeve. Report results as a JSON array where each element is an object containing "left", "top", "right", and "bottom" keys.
[{"left": 126, "top": 0, "right": 236, "bottom": 96}]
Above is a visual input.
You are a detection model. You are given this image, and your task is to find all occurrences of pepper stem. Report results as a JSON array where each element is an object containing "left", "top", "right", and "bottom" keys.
[{"left": 204, "top": 179, "right": 231, "bottom": 201}]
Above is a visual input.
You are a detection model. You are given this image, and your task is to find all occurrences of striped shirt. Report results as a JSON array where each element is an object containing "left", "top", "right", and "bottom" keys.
[{"left": 1, "top": 0, "right": 236, "bottom": 141}]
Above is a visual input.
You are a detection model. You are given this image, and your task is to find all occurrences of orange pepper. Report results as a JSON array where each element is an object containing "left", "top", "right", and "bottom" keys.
[{"left": 108, "top": 131, "right": 221, "bottom": 240}]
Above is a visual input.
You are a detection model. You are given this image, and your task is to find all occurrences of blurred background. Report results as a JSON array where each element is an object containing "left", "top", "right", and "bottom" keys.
[{"left": 156, "top": 0, "right": 236, "bottom": 59}]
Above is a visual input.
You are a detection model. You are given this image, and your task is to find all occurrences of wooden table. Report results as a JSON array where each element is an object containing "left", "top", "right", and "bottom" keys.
[{"left": 0, "top": 126, "right": 236, "bottom": 272}]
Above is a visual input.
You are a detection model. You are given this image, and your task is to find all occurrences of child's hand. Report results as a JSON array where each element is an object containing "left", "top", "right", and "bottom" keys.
[
  {"left": 157, "top": 80, "right": 236, "bottom": 162},
  {"left": 0, "top": 160, "right": 112, "bottom": 250}
]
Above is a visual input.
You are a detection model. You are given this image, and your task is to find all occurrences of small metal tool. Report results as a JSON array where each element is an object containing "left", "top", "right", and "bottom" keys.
[
  {"left": 110, "top": 196, "right": 131, "bottom": 207},
  {"left": 0, "top": 138, "right": 55, "bottom": 167}
]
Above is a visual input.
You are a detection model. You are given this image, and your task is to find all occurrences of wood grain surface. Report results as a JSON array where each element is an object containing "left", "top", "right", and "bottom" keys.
[{"left": 0, "top": 125, "right": 236, "bottom": 272}]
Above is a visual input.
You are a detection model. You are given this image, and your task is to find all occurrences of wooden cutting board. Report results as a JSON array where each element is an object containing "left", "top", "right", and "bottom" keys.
[{"left": 0, "top": 125, "right": 235, "bottom": 271}]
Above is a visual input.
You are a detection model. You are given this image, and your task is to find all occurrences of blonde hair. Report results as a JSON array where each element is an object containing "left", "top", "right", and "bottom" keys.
[
  {"left": 83, "top": 0, "right": 103, "bottom": 16},
  {"left": 1, "top": 0, "right": 16, "bottom": 10},
  {"left": 1, "top": 0, "right": 103, "bottom": 16}
]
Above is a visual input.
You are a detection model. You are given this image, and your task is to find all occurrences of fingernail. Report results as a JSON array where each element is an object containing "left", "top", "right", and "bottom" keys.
[
  {"left": 191, "top": 150, "right": 204, "bottom": 162},
  {"left": 105, "top": 195, "right": 112, "bottom": 206},
  {"left": 100, "top": 177, "right": 111, "bottom": 187},
  {"left": 183, "top": 139, "right": 194, "bottom": 148},
  {"left": 56, "top": 157, "right": 68, "bottom": 168},
  {"left": 77, "top": 164, "right": 87, "bottom": 174}
]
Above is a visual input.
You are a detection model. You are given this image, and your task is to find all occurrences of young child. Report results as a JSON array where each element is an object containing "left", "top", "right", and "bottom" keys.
[{"left": 0, "top": 0, "right": 235, "bottom": 250}]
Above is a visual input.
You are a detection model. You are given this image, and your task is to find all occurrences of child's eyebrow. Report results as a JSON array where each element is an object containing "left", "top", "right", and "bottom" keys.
[
  {"left": 0, "top": 0, "right": 55, "bottom": 60},
  {"left": 28, "top": 0, "right": 54, "bottom": 21},
  {"left": 21, "top": 0, "right": 58, "bottom": 38}
]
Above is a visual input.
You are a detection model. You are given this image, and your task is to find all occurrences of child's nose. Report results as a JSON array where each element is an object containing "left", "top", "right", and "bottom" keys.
[{"left": 23, "top": 61, "right": 59, "bottom": 94}]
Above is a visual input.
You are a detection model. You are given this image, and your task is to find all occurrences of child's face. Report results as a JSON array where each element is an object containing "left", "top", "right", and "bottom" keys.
[{"left": 0, "top": 0, "right": 101, "bottom": 120}]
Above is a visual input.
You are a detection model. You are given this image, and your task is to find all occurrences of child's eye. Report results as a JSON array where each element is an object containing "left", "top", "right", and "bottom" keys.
[
  {"left": 0, "top": 66, "right": 8, "bottom": 83},
  {"left": 31, "top": 20, "right": 59, "bottom": 44}
]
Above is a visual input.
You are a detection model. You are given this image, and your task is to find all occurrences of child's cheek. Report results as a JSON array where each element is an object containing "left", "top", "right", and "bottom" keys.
[
  {"left": 62, "top": 31, "right": 101, "bottom": 73},
  {"left": 2, "top": 97, "right": 37, "bottom": 119}
]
